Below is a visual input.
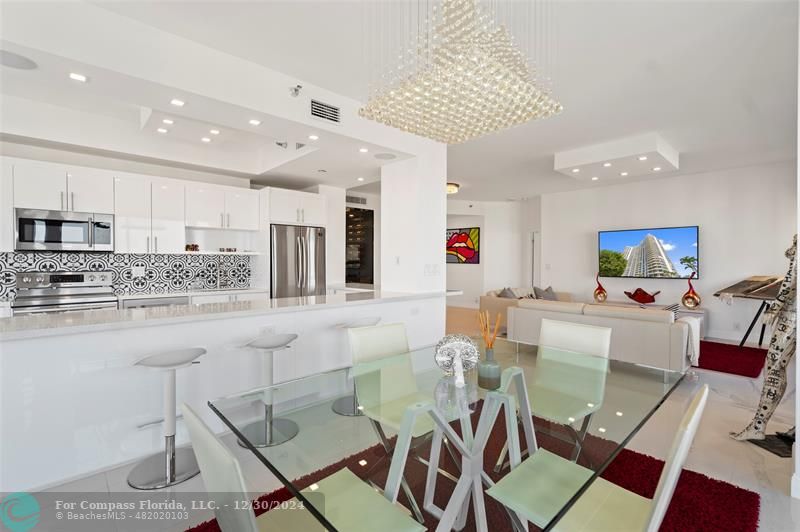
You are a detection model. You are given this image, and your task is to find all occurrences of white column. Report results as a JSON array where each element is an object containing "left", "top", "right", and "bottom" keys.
[{"left": 793, "top": 23, "right": 800, "bottom": 500}]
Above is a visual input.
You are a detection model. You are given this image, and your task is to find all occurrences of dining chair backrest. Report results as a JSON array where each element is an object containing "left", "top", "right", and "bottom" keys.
[
  {"left": 349, "top": 323, "right": 415, "bottom": 410},
  {"left": 539, "top": 318, "right": 612, "bottom": 359},
  {"left": 181, "top": 403, "right": 258, "bottom": 532},
  {"left": 644, "top": 385, "right": 709, "bottom": 532}
]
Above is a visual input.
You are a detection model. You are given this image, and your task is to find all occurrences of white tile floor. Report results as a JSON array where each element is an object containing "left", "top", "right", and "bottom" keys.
[{"left": 38, "top": 339, "right": 799, "bottom": 532}]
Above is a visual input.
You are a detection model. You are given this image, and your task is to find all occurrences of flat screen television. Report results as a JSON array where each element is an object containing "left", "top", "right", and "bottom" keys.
[{"left": 598, "top": 226, "right": 699, "bottom": 279}]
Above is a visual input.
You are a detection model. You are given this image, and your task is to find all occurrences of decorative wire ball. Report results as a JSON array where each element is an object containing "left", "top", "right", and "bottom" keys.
[{"left": 434, "top": 334, "right": 480, "bottom": 375}]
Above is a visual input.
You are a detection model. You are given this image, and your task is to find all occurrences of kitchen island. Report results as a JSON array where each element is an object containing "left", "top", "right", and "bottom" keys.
[{"left": 0, "top": 290, "right": 446, "bottom": 491}]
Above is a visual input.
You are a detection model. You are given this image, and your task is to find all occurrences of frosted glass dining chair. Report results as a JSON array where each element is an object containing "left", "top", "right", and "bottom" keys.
[
  {"left": 181, "top": 403, "right": 424, "bottom": 532},
  {"left": 495, "top": 318, "right": 612, "bottom": 472},
  {"left": 487, "top": 384, "right": 709, "bottom": 532}
]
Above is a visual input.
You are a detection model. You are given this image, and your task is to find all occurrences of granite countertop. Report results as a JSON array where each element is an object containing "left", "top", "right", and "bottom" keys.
[{"left": 0, "top": 290, "right": 446, "bottom": 341}]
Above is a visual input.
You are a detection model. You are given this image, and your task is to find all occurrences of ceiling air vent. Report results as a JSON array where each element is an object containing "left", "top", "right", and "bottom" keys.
[
  {"left": 346, "top": 195, "right": 367, "bottom": 205},
  {"left": 310, "top": 99, "right": 340, "bottom": 124}
]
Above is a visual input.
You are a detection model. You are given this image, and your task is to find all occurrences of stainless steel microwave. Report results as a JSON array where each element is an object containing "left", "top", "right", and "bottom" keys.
[{"left": 15, "top": 209, "right": 114, "bottom": 252}]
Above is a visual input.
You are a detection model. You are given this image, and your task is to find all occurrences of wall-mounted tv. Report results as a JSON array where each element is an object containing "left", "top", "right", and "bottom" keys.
[{"left": 598, "top": 226, "right": 699, "bottom": 279}]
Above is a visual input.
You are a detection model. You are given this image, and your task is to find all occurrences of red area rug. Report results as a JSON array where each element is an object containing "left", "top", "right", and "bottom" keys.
[
  {"left": 695, "top": 340, "right": 767, "bottom": 378},
  {"left": 188, "top": 410, "right": 760, "bottom": 532}
]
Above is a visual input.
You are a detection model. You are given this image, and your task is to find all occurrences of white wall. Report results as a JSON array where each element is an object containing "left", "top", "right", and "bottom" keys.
[
  {"left": 446, "top": 214, "right": 484, "bottom": 308},
  {"left": 539, "top": 161, "right": 797, "bottom": 342},
  {"left": 306, "top": 184, "right": 346, "bottom": 287},
  {"left": 346, "top": 191, "right": 381, "bottom": 286},
  {"left": 793, "top": 26, "right": 799, "bottom": 500},
  {"left": 447, "top": 199, "right": 524, "bottom": 307}
]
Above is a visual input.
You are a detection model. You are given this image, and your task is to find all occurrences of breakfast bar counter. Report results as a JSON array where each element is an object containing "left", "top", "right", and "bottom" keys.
[{"left": 0, "top": 290, "right": 446, "bottom": 491}]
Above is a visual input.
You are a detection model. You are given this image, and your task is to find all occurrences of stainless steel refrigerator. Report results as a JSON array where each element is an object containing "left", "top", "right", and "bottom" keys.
[{"left": 270, "top": 224, "right": 326, "bottom": 298}]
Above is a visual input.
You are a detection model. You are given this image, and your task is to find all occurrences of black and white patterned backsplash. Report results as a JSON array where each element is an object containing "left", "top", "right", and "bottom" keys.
[{"left": 0, "top": 252, "right": 252, "bottom": 301}]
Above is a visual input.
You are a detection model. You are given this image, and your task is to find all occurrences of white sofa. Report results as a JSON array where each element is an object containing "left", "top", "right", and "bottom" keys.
[
  {"left": 479, "top": 288, "right": 572, "bottom": 330},
  {"left": 507, "top": 299, "right": 689, "bottom": 372}
]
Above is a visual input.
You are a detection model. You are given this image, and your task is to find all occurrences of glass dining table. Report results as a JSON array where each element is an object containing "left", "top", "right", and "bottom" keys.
[{"left": 209, "top": 341, "right": 683, "bottom": 531}]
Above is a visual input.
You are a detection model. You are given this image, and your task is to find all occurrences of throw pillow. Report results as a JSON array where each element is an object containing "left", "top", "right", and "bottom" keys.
[
  {"left": 497, "top": 287, "right": 517, "bottom": 299},
  {"left": 534, "top": 286, "right": 558, "bottom": 301}
]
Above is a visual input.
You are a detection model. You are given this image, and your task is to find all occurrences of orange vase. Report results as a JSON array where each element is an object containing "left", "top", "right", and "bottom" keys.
[
  {"left": 593, "top": 273, "right": 607, "bottom": 303},
  {"left": 682, "top": 272, "right": 701, "bottom": 309}
]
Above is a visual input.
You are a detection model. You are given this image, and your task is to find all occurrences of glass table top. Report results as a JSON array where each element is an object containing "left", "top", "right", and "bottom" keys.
[{"left": 209, "top": 340, "right": 683, "bottom": 531}]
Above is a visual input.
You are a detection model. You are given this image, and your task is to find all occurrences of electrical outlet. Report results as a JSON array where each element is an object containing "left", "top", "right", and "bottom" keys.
[{"left": 132, "top": 266, "right": 146, "bottom": 278}]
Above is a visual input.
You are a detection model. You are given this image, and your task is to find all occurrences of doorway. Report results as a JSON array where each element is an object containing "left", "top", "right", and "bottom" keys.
[{"left": 346, "top": 207, "right": 374, "bottom": 286}]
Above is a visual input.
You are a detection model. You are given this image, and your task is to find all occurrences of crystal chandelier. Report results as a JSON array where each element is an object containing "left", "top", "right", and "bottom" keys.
[{"left": 359, "top": 0, "right": 562, "bottom": 145}]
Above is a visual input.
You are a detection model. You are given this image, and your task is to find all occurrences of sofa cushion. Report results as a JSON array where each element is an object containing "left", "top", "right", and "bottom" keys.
[
  {"left": 511, "top": 287, "right": 535, "bottom": 299},
  {"left": 534, "top": 286, "right": 558, "bottom": 301},
  {"left": 497, "top": 287, "right": 517, "bottom": 299},
  {"left": 518, "top": 299, "right": 586, "bottom": 315},
  {"left": 584, "top": 304, "right": 674, "bottom": 324}
]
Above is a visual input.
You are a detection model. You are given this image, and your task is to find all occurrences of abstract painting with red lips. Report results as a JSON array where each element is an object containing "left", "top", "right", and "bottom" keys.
[{"left": 446, "top": 227, "right": 480, "bottom": 264}]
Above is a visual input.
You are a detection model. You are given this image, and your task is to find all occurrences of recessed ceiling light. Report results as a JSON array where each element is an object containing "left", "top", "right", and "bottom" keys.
[
  {"left": 598, "top": 427, "right": 607, "bottom": 433},
  {"left": 201, "top": 137, "right": 211, "bottom": 143},
  {"left": 162, "top": 119, "right": 174, "bottom": 125},
  {"left": 591, "top": 176, "right": 599, "bottom": 181},
  {"left": 652, "top": 166, "right": 662, "bottom": 172},
  {"left": 603, "top": 162, "right": 612, "bottom": 167},
  {"left": 308, "top": 134, "right": 319, "bottom": 141},
  {"left": 248, "top": 119, "right": 261, "bottom": 126},
  {"left": 209, "top": 129, "right": 220, "bottom": 135},
  {"left": 359, "top": 147, "right": 369, "bottom": 153},
  {"left": 157, "top": 128, "right": 168, "bottom": 134},
  {"left": 69, "top": 72, "right": 87, "bottom": 83},
  {"left": 571, "top": 168, "right": 580, "bottom": 173},
  {"left": 620, "top": 172, "right": 629, "bottom": 177},
  {"left": 357, "top": 177, "right": 365, "bottom": 182},
  {"left": 638, "top": 155, "right": 648, "bottom": 161},
  {"left": 170, "top": 98, "right": 185, "bottom": 107}
]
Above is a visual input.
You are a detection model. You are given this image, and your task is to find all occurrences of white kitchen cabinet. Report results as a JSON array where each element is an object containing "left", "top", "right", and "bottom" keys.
[
  {"left": 12, "top": 160, "right": 66, "bottom": 211},
  {"left": 113, "top": 175, "right": 151, "bottom": 254},
  {"left": 190, "top": 294, "right": 230, "bottom": 305},
  {"left": 114, "top": 174, "right": 186, "bottom": 254},
  {"left": 185, "top": 184, "right": 225, "bottom": 228},
  {"left": 268, "top": 188, "right": 326, "bottom": 226},
  {"left": 224, "top": 189, "right": 259, "bottom": 231},
  {"left": 67, "top": 167, "right": 114, "bottom": 214},
  {"left": 151, "top": 180, "right": 185, "bottom": 253},
  {"left": 0, "top": 157, "right": 13, "bottom": 252}
]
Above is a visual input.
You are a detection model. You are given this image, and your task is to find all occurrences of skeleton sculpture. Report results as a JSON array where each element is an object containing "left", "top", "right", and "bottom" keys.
[{"left": 731, "top": 234, "right": 797, "bottom": 441}]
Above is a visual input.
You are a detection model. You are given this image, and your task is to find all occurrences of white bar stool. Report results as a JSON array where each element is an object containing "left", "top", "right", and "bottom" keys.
[
  {"left": 127, "top": 347, "right": 206, "bottom": 490},
  {"left": 331, "top": 317, "right": 381, "bottom": 417},
  {"left": 238, "top": 333, "right": 299, "bottom": 448}
]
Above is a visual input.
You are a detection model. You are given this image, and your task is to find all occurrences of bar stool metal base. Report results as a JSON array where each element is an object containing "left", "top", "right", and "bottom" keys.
[
  {"left": 127, "top": 446, "right": 199, "bottom": 490},
  {"left": 331, "top": 395, "right": 363, "bottom": 417},
  {"left": 238, "top": 417, "right": 299, "bottom": 448}
]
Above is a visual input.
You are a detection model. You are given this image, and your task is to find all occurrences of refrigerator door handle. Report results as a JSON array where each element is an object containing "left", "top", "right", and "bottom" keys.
[
  {"left": 295, "top": 235, "right": 301, "bottom": 288},
  {"left": 300, "top": 235, "right": 307, "bottom": 293}
]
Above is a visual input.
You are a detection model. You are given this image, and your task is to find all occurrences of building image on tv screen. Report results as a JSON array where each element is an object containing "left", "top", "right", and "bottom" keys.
[{"left": 598, "top": 226, "right": 698, "bottom": 279}]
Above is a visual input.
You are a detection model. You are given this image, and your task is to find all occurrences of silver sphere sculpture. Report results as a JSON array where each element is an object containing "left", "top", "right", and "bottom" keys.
[{"left": 435, "top": 334, "right": 479, "bottom": 387}]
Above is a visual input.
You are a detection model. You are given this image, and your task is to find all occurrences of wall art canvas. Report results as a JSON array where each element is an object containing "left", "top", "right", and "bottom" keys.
[{"left": 446, "top": 227, "right": 480, "bottom": 264}]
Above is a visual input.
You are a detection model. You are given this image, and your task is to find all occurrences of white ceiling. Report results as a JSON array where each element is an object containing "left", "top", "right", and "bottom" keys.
[{"left": 2, "top": 1, "right": 797, "bottom": 199}]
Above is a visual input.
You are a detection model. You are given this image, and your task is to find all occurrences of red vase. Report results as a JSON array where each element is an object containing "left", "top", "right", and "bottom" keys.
[
  {"left": 682, "top": 272, "right": 701, "bottom": 309},
  {"left": 593, "top": 273, "right": 607, "bottom": 302},
  {"left": 624, "top": 288, "right": 660, "bottom": 305}
]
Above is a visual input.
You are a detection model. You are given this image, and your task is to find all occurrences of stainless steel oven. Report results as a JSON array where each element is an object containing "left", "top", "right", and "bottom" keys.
[
  {"left": 15, "top": 209, "right": 114, "bottom": 252},
  {"left": 11, "top": 271, "right": 118, "bottom": 315}
]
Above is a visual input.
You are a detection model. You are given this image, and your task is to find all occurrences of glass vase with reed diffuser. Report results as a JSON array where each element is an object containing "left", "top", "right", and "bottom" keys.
[{"left": 477, "top": 311, "right": 502, "bottom": 390}]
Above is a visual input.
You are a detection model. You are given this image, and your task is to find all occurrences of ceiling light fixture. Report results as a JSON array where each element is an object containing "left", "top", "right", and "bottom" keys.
[
  {"left": 201, "top": 137, "right": 211, "bottom": 143},
  {"left": 603, "top": 162, "right": 612, "bottom": 168},
  {"left": 638, "top": 155, "right": 648, "bottom": 161},
  {"left": 248, "top": 119, "right": 261, "bottom": 126},
  {"left": 69, "top": 72, "right": 88, "bottom": 83},
  {"left": 308, "top": 134, "right": 319, "bottom": 141},
  {"left": 209, "top": 129, "right": 220, "bottom": 135},
  {"left": 652, "top": 166, "right": 662, "bottom": 172},
  {"left": 591, "top": 176, "right": 599, "bottom": 181},
  {"left": 359, "top": 0, "right": 561, "bottom": 144},
  {"left": 162, "top": 119, "right": 174, "bottom": 125},
  {"left": 571, "top": 168, "right": 580, "bottom": 174},
  {"left": 157, "top": 128, "right": 168, "bottom": 134},
  {"left": 359, "top": 147, "right": 369, "bottom": 153},
  {"left": 357, "top": 177, "right": 365, "bottom": 182},
  {"left": 170, "top": 98, "right": 185, "bottom": 107},
  {"left": 620, "top": 172, "right": 629, "bottom": 177},
  {"left": 446, "top": 182, "right": 460, "bottom": 194}
]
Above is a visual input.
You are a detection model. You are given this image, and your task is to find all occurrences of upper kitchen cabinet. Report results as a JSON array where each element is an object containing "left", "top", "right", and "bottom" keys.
[
  {"left": 114, "top": 174, "right": 185, "bottom": 254},
  {"left": 224, "top": 189, "right": 259, "bottom": 231},
  {"left": 268, "top": 188, "right": 326, "bottom": 226},
  {"left": 151, "top": 180, "right": 185, "bottom": 253},
  {"left": 65, "top": 167, "right": 115, "bottom": 214},
  {"left": 12, "top": 159, "right": 114, "bottom": 214},
  {"left": 0, "top": 157, "right": 13, "bottom": 252},
  {"left": 185, "top": 183, "right": 225, "bottom": 228},
  {"left": 185, "top": 183, "right": 259, "bottom": 231},
  {"left": 12, "top": 159, "right": 67, "bottom": 211}
]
